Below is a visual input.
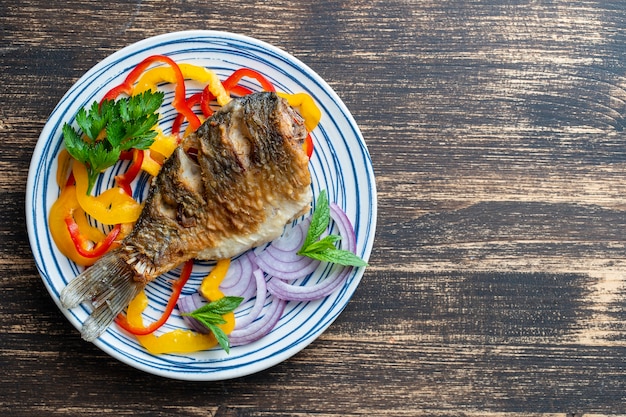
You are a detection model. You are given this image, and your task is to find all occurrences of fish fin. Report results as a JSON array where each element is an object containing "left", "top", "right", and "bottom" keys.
[{"left": 60, "top": 250, "right": 143, "bottom": 342}]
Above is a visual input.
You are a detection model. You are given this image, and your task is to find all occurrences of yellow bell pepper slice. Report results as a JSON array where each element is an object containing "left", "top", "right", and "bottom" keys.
[
  {"left": 50, "top": 153, "right": 130, "bottom": 266},
  {"left": 149, "top": 129, "right": 178, "bottom": 159},
  {"left": 140, "top": 150, "right": 164, "bottom": 178},
  {"left": 49, "top": 185, "right": 101, "bottom": 266},
  {"left": 134, "top": 63, "right": 231, "bottom": 107},
  {"left": 127, "top": 260, "right": 235, "bottom": 354},
  {"left": 277, "top": 92, "right": 321, "bottom": 132},
  {"left": 73, "top": 161, "right": 142, "bottom": 225},
  {"left": 200, "top": 259, "right": 231, "bottom": 301},
  {"left": 55, "top": 150, "right": 73, "bottom": 190},
  {"left": 139, "top": 130, "right": 179, "bottom": 177},
  {"left": 73, "top": 204, "right": 106, "bottom": 243},
  {"left": 127, "top": 291, "right": 225, "bottom": 354}
]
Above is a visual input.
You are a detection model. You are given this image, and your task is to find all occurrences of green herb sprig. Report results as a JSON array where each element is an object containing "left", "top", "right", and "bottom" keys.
[
  {"left": 297, "top": 190, "right": 368, "bottom": 267},
  {"left": 182, "top": 296, "right": 244, "bottom": 353},
  {"left": 62, "top": 90, "right": 165, "bottom": 194}
]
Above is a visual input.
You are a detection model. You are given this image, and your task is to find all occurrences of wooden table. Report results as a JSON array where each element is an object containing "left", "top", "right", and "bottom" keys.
[{"left": 3, "top": 1, "right": 626, "bottom": 415}]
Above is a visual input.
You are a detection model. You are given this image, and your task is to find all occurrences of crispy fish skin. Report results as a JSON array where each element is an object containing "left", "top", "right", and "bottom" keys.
[{"left": 60, "top": 92, "right": 312, "bottom": 341}]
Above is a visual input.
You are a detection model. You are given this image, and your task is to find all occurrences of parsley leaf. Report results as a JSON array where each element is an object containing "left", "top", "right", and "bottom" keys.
[
  {"left": 62, "top": 123, "right": 89, "bottom": 161},
  {"left": 297, "top": 190, "right": 368, "bottom": 267},
  {"left": 181, "top": 296, "right": 244, "bottom": 353},
  {"left": 62, "top": 90, "right": 165, "bottom": 194}
]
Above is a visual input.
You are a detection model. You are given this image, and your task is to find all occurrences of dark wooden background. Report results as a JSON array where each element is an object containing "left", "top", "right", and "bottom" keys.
[{"left": 3, "top": 0, "right": 626, "bottom": 415}]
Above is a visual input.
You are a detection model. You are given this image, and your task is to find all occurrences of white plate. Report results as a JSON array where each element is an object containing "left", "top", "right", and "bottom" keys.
[{"left": 26, "top": 30, "right": 376, "bottom": 380}]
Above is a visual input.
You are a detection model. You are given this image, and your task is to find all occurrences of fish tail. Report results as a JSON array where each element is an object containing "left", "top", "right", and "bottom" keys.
[{"left": 60, "top": 250, "right": 143, "bottom": 342}]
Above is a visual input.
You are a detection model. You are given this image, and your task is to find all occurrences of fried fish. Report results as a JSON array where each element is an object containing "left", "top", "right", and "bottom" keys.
[{"left": 60, "top": 92, "right": 312, "bottom": 341}]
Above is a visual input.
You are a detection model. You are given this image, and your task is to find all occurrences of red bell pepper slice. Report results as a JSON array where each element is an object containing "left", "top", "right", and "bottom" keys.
[
  {"left": 303, "top": 133, "right": 314, "bottom": 159},
  {"left": 172, "top": 92, "right": 204, "bottom": 136},
  {"left": 101, "top": 54, "right": 201, "bottom": 131},
  {"left": 114, "top": 259, "right": 194, "bottom": 335},
  {"left": 65, "top": 216, "right": 121, "bottom": 259},
  {"left": 229, "top": 85, "right": 253, "bottom": 97},
  {"left": 115, "top": 148, "right": 144, "bottom": 196},
  {"left": 200, "top": 86, "right": 215, "bottom": 117},
  {"left": 222, "top": 68, "right": 275, "bottom": 93}
]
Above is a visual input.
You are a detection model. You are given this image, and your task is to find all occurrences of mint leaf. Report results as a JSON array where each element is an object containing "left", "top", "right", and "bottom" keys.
[
  {"left": 301, "top": 190, "right": 330, "bottom": 250},
  {"left": 301, "top": 235, "right": 341, "bottom": 253},
  {"left": 205, "top": 323, "right": 231, "bottom": 353},
  {"left": 191, "top": 312, "right": 226, "bottom": 326},
  {"left": 297, "top": 190, "right": 368, "bottom": 268},
  {"left": 181, "top": 296, "right": 244, "bottom": 353},
  {"left": 190, "top": 296, "right": 244, "bottom": 316},
  {"left": 301, "top": 248, "right": 368, "bottom": 267}
]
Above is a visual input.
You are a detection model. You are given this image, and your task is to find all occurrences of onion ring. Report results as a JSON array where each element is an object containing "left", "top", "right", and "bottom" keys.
[
  {"left": 255, "top": 219, "right": 321, "bottom": 280},
  {"left": 229, "top": 297, "right": 287, "bottom": 347},
  {"left": 219, "top": 252, "right": 256, "bottom": 298},
  {"left": 234, "top": 269, "right": 267, "bottom": 329},
  {"left": 265, "top": 203, "right": 358, "bottom": 301},
  {"left": 177, "top": 293, "right": 210, "bottom": 334}
]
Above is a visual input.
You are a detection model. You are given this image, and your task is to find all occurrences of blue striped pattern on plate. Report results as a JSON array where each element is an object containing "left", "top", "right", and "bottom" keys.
[{"left": 25, "top": 30, "right": 376, "bottom": 381}]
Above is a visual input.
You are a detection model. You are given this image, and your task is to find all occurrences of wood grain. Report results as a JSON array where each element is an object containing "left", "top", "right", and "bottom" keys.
[{"left": 3, "top": 0, "right": 626, "bottom": 415}]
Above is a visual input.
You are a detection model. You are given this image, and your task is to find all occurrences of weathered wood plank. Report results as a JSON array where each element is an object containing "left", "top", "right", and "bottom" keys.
[{"left": 3, "top": 0, "right": 626, "bottom": 415}]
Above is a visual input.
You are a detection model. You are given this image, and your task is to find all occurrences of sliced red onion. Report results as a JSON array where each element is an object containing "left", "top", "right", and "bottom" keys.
[
  {"left": 255, "top": 219, "right": 321, "bottom": 280},
  {"left": 177, "top": 293, "right": 210, "bottom": 334},
  {"left": 255, "top": 251, "right": 320, "bottom": 281},
  {"left": 265, "top": 204, "right": 359, "bottom": 302},
  {"left": 270, "top": 217, "right": 310, "bottom": 252},
  {"left": 229, "top": 297, "right": 287, "bottom": 347},
  {"left": 234, "top": 269, "right": 267, "bottom": 329},
  {"left": 329, "top": 203, "right": 357, "bottom": 253},
  {"left": 219, "top": 252, "right": 256, "bottom": 298},
  {"left": 238, "top": 266, "right": 259, "bottom": 303},
  {"left": 267, "top": 265, "right": 351, "bottom": 301},
  {"left": 178, "top": 204, "right": 362, "bottom": 346},
  {"left": 219, "top": 254, "right": 247, "bottom": 288}
]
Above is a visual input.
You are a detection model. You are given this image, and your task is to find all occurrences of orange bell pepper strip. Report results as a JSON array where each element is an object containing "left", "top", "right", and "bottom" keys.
[{"left": 72, "top": 161, "right": 142, "bottom": 225}]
